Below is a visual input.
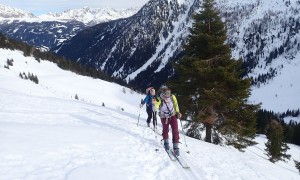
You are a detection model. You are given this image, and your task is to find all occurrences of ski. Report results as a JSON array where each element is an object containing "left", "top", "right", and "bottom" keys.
[
  {"left": 150, "top": 127, "right": 189, "bottom": 168},
  {"left": 171, "top": 150, "right": 190, "bottom": 169},
  {"left": 165, "top": 149, "right": 177, "bottom": 161}
]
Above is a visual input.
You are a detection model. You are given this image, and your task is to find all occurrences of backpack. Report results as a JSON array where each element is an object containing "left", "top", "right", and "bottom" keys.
[
  {"left": 158, "top": 95, "right": 176, "bottom": 118},
  {"left": 159, "top": 94, "right": 176, "bottom": 109}
]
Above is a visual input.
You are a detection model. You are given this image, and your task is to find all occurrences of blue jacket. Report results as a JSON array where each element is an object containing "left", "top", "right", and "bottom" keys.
[{"left": 142, "top": 94, "right": 158, "bottom": 108}]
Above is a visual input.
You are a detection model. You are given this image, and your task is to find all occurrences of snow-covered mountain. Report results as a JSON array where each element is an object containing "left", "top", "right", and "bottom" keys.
[
  {"left": 0, "top": 4, "right": 35, "bottom": 18},
  {"left": 0, "top": 4, "right": 139, "bottom": 25},
  {"left": 55, "top": 0, "right": 200, "bottom": 87},
  {"left": 38, "top": 6, "right": 140, "bottom": 26},
  {"left": 0, "top": 4, "right": 140, "bottom": 50},
  {"left": 0, "top": 21, "right": 86, "bottom": 51},
  {"left": 1, "top": 38, "right": 299, "bottom": 180},
  {"left": 218, "top": 0, "right": 300, "bottom": 112},
  {"left": 55, "top": 0, "right": 300, "bottom": 113}
]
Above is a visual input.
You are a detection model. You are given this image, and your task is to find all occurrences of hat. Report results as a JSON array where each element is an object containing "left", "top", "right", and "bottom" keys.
[{"left": 160, "top": 88, "right": 171, "bottom": 98}]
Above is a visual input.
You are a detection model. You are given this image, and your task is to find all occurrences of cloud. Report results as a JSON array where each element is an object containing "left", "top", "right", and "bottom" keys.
[{"left": 0, "top": 0, "right": 149, "bottom": 15}]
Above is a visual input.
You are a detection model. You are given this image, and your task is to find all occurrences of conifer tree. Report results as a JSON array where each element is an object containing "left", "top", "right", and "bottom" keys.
[
  {"left": 170, "top": 0, "right": 259, "bottom": 150},
  {"left": 75, "top": 94, "right": 79, "bottom": 100},
  {"left": 294, "top": 160, "right": 300, "bottom": 173},
  {"left": 265, "top": 120, "right": 291, "bottom": 163}
]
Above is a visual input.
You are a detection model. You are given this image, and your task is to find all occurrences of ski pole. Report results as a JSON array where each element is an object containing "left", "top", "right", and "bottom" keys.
[
  {"left": 137, "top": 106, "right": 141, "bottom": 126},
  {"left": 179, "top": 118, "right": 190, "bottom": 154},
  {"left": 153, "top": 123, "right": 159, "bottom": 152},
  {"left": 153, "top": 111, "right": 157, "bottom": 129}
]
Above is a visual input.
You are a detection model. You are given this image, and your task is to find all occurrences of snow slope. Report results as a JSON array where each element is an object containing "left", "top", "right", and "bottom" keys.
[
  {"left": 249, "top": 53, "right": 300, "bottom": 113},
  {"left": 0, "top": 48, "right": 300, "bottom": 179},
  {"left": 217, "top": 0, "right": 300, "bottom": 113}
]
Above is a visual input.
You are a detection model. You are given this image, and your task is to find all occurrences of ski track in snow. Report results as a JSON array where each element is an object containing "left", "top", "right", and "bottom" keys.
[
  {"left": 0, "top": 84, "right": 299, "bottom": 179},
  {"left": 0, "top": 88, "right": 200, "bottom": 180}
]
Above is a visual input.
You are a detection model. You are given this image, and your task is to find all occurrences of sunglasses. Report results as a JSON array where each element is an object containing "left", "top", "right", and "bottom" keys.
[{"left": 162, "top": 90, "right": 171, "bottom": 97}]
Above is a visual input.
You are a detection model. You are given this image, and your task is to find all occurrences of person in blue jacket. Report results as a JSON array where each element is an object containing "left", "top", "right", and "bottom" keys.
[{"left": 140, "top": 87, "right": 158, "bottom": 128}]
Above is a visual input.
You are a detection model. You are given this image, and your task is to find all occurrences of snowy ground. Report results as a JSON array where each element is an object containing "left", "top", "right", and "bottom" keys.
[{"left": 1, "top": 49, "right": 300, "bottom": 179}]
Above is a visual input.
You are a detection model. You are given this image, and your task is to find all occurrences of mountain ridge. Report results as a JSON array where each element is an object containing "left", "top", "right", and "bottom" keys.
[
  {"left": 0, "top": 4, "right": 140, "bottom": 50},
  {"left": 55, "top": 0, "right": 200, "bottom": 87},
  {"left": 0, "top": 4, "right": 35, "bottom": 18},
  {"left": 0, "top": 4, "right": 139, "bottom": 25}
]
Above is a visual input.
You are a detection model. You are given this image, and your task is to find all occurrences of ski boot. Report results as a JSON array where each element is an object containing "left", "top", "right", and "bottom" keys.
[
  {"left": 163, "top": 139, "right": 170, "bottom": 151},
  {"left": 173, "top": 143, "right": 180, "bottom": 156}
]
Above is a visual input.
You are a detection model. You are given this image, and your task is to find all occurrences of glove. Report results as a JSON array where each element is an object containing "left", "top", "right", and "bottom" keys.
[{"left": 176, "top": 112, "right": 182, "bottom": 119}]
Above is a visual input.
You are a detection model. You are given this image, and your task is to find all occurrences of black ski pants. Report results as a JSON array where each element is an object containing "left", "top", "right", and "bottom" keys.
[{"left": 146, "top": 106, "right": 157, "bottom": 127}]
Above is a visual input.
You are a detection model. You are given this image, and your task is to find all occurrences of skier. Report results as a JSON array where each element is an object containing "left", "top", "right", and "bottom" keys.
[
  {"left": 140, "top": 87, "right": 158, "bottom": 128},
  {"left": 156, "top": 87, "right": 182, "bottom": 156}
]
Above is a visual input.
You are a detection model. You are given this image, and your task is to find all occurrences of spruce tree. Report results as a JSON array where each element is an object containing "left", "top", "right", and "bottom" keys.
[
  {"left": 170, "top": 0, "right": 259, "bottom": 150},
  {"left": 265, "top": 120, "right": 291, "bottom": 163},
  {"left": 294, "top": 160, "right": 300, "bottom": 173}
]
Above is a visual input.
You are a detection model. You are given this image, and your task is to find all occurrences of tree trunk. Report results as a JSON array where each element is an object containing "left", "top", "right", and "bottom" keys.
[{"left": 205, "top": 123, "right": 212, "bottom": 143}]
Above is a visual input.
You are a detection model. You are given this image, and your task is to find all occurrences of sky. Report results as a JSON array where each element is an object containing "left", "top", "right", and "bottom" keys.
[
  {"left": 0, "top": 0, "right": 150, "bottom": 15},
  {"left": 0, "top": 47, "right": 299, "bottom": 179}
]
